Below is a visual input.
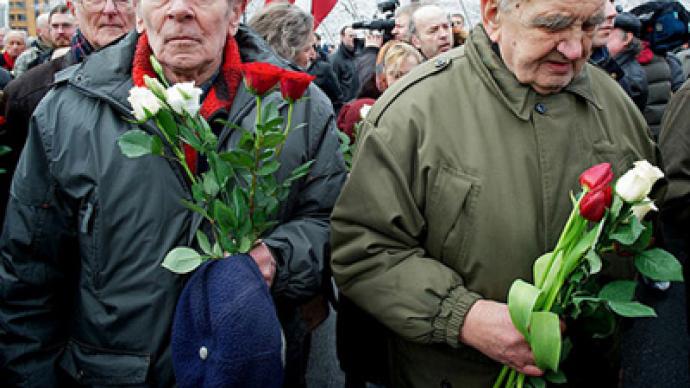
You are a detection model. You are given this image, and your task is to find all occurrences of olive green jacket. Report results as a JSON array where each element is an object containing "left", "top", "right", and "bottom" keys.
[{"left": 331, "top": 26, "right": 657, "bottom": 387}]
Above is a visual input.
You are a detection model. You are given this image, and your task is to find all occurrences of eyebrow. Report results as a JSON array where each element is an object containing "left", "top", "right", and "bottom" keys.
[{"left": 530, "top": 10, "right": 607, "bottom": 30}]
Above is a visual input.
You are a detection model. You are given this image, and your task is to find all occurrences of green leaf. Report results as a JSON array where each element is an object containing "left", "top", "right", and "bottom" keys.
[
  {"left": 608, "top": 301, "right": 656, "bottom": 317},
  {"left": 598, "top": 280, "right": 636, "bottom": 302},
  {"left": 179, "top": 125, "right": 202, "bottom": 150},
  {"left": 155, "top": 108, "right": 179, "bottom": 140},
  {"left": 208, "top": 153, "right": 233, "bottom": 188},
  {"left": 212, "top": 241, "right": 223, "bottom": 257},
  {"left": 544, "top": 369, "right": 567, "bottom": 384},
  {"left": 181, "top": 199, "right": 209, "bottom": 219},
  {"left": 238, "top": 236, "right": 252, "bottom": 253},
  {"left": 634, "top": 248, "right": 684, "bottom": 282},
  {"left": 220, "top": 150, "right": 255, "bottom": 169},
  {"left": 610, "top": 215, "right": 645, "bottom": 245},
  {"left": 161, "top": 247, "right": 202, "bottom": 274},
  {"left": 196, "top": 230, "right": 212, "bottom": 256},
  {"left": 118, "top": 129, "right": 164, "bottom": 158},
  {"left": 584, "top": 250, "right": 602, "bottom": 275},
  {"left": 0, "top": 145, "right": 10, "bottom": 156},
  {"left": 191, "top": 182, "right": 205, "bottom": 202},
  {"left": 213, "top": 200, "right": 237, "bottom": 232},
  {"left": 258, "top": 160, "right": 280, "bottom": 176},
  {"left": 285, "top": 160, "right": 315, "bottom": 185},
  {"left": 533, "top": 251, "right": 553, "bottom": 288},
  {"left": 262, "top": 132, "right": 285, "bottom": 148},
  {"left": 530, "top": 311, "right": 561, "bottom": 372},
  {"left": 609, "top": 195, "right": 623, "bottom": 220},
  {"left": 507, "top": 280, "right": 542, "bottom": 339},
  {"left": 202, "top": 172, "right": 220, "bottom": 197},
  {"left": 627, "top": 220, "right": 654, "bottom": 253}
]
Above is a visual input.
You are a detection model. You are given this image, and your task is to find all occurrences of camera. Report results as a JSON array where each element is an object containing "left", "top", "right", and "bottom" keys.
[{"left": 351, "top": 0, "right": 399, "bottom": 42}]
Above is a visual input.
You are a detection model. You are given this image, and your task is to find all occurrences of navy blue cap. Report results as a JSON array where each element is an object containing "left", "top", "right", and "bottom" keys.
[{"left": 172, "top": 254, "right": 284, "bottom": 388}]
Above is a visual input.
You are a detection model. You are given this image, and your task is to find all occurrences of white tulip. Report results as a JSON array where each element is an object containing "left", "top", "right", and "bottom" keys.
[
  {"left": 166, "top": 82, "right": 203, "bottom": 117},
  {"left": 615, "top": 160, "right": 664, "bottom": 203},
  {"left": 128, "top": 86, "right": 163, "bottom": 121},
  {"left": 143, "top": 75, "right": 166, "bottom": 101},
  {"left": 631, "top": 198, "right": 658, "bottom": 221},
  {"left": 360, "top": 104, "right": 372, "bottom": 120}
]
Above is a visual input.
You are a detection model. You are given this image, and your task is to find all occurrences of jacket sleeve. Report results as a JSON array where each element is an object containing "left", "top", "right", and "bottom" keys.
[
  {"left": 263, "top": 89, "right": 348, "bottom": 305},
  {"left": 330, "top": 120, "right": 482, "bottom": 349},
  {"left": 0, "top": 109, "right": 76, "bottom": 387}
]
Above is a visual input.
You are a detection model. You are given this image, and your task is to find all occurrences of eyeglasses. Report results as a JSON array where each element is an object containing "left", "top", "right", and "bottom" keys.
[{"left": 81, "top": 0, "right": 132, "bottom": 12}]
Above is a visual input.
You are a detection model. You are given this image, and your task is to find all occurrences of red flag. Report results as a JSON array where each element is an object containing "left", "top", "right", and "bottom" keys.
[{"left": 312, "top": 0, "right": 338, "bottom": 29}]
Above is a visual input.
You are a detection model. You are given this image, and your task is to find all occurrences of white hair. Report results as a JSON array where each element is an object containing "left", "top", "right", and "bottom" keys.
[{"left": 4, "top": 30, "right": 27, "bottom": 46}]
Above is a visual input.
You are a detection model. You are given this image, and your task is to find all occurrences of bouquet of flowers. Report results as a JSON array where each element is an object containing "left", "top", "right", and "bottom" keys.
[
  {"left": 118, "top": 56, "right": 315, "bottom": 274},
  {"left": 494, "top": 161, "right": 684, "bottom": 388}
]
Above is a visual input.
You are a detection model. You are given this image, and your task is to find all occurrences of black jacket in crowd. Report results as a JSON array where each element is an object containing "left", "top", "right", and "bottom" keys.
[
  {"left": 613, "top": 41, "right": 649, "bottom": 112},
  {"left": 330, "top": 43, "right": 359, "bottom": 102},
  {"left": 308, "top": 53, "right": 344, "bottom": 113}
]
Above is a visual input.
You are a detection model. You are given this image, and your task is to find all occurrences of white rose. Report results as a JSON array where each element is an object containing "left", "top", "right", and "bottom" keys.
[
  {"left": 359, "top": 104, "right": 372, "bottom": 120},
  {"left": 166, "top": 82, "right": 203, "bottom": 117},
  {"left": 631, "top": 198, "right": 658, "bottom": 221},
  {"left": 128, "top": 86, "right": 163, "bottom": 121},
  {"left": 615, "top": 160, "right": 664, "bottom": 203}
]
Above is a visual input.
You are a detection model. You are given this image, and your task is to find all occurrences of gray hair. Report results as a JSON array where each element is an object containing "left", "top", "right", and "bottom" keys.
[
  {"left": 4, "top": 30, "right": 27, "bottom": 46},
  {"left": 249, "top": 3, "right": 313, "bottom": 64}
]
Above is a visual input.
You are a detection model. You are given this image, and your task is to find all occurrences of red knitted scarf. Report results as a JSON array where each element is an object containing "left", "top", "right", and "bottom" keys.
[
  {"left": 131, "top": 33, "right": 244, "bottom": 173},
  {"left": 3, "top": 51, "right": 15, "bottom": 71}
]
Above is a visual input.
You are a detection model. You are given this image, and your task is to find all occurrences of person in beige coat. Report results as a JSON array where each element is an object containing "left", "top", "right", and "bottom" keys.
[{"left": 330, "top": 0, "right": 659, "bottom": 386}]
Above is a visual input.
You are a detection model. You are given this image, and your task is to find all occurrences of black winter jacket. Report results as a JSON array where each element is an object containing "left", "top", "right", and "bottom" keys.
[
  {"left": 330, "top": 44, "right": 359, "bottom": 102},
  {"left": 0, "top": 28, "right": 346, "bottom": 387}
]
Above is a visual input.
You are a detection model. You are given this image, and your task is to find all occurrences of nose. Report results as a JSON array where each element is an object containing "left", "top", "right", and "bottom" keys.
[
  {"left": 557, "top": 36, "right": 584, "bottom": 60},
  {"left": 167, "top": 0, "right": 194, "bottom": 21},
  {"left": 103, "top": 0, "right": 118, "bottom": 13}
]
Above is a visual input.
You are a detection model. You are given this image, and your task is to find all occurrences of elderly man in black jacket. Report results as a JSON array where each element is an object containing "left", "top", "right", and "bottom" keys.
[
  {"left": 0, "top": 0, "right": 347, "bottom": 386},
  {"left": 607, "top": 12, "right": 649, "bottom": 111},
  {"left": 0, "top": 0, "right": 135, "bottom": 225}
]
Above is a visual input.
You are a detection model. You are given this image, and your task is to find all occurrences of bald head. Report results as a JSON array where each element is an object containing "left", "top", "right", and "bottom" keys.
[
  {"left": 410, "top": 5, "right": 453, "bottom": 59},
  {"left": 36, "top": 13, "right": 51, "bottom": 43}
]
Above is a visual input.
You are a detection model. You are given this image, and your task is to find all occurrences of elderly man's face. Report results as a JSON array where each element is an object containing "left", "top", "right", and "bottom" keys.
[
  {"left": 411, "top": 7, "right": 453, "bottom": 59},
  {"left": 393, "top": 14, "right": 410, "bottom": 41},
  {"left": 75, "top": 0, "right": 135, "bottom": 49},
  {"left": 606, "top": 28, "right": 630, "bottom": 57},
  {"left": 484, "top": 0, "right": 605, "bottom": 95},
  {"left": 592, "top": 0, "right": 616, "bottom": 47},
  {"left": 5, "top": 33, "right": 26, "bottom": 58},
  {"left": 136, "top": 0, "right": 239, "bottom": 82},
  {"left": 49, "top": 13, "right": 77, "bottom": 48}
]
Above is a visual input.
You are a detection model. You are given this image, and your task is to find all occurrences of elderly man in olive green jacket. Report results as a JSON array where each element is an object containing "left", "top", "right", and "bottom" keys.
[{"left": 330, "top": 0, "right": 658, "bottom": 386}]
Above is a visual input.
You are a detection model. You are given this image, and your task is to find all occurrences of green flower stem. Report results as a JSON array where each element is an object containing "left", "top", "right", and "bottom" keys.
[
  {"left": 505, "top": 369, "right": 517, "bottom": 387},
  {"left": 248, "top": 96, "right": 262, "bottom": 224},
  {"left": 155, "top": 116, "right": 197, "bottom": 185},
  {"left": 516, "top": 373, "right": 525, "bottom": 388},
  {"left": 493, "top": 366, "right": 510, "bottom": 388},
  {"left": 275, "top": 101, "right": 294, "bottom": 159}
]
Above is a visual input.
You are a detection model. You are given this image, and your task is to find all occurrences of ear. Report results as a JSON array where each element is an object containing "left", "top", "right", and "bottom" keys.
[
  {"left": 411, "top": 34, "right": 422, "bottom": 50},
  {"left": 228, "top": 1, "right": 243, "bottom": 36},
  {"left": 482, "top": 0, "right": 502, "bottom": 43},
  {"left": 623, "top": 31, "right": 634, "bottom": 46},
  {"left": 134, "top": 0, "right": 145, "bottom": 33}
]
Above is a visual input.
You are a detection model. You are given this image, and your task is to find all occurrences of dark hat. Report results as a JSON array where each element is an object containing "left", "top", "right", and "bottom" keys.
[
  {"left": 614, "top": 12, "right": 642, "bottom": 36},
  {"left": 337, "top": 98, "right": 376, "bottom": 143},
  {"left": 172, "top": 254, "right": 284, "bottom": 388}
]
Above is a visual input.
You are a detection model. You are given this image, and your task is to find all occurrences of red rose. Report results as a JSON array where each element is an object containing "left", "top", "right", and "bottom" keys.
[
  {"left": 580, "top": 185, "right": 612, "bottom": 222},
  {"left": 280, "top": 71, "right": 316, "bottom": 102},
  {"left": 579, "top": 162, "right": 613, "bottom": 191},
  {"left": 241, "top": 62, "right": 284, "bottom": 96}
]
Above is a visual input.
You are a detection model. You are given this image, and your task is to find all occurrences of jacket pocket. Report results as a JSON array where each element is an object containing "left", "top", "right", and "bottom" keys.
[
  {"left": 78, "top": 192, "right": 101, "bottom": 289},
  {"left": 425, "top": 165, "right": 480, "bottom": 263},
  {"left": 59, "top": 339, "right": 151, "bottom": 386}
]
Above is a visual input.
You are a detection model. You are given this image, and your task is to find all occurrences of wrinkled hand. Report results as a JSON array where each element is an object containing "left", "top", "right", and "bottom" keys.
[
  {"left": 459, "top": 300, "right": 544, "bottom": 377},
  {"left": 249, "top": 241, "right": 276, "bottom": 287}
]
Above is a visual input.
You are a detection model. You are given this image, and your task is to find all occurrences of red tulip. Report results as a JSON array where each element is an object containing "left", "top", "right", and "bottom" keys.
[
  {"left": 280, "top": 71, "right": 316, "bottom": 103},
  {"left": 579, "top": 162, "right": 613, "bottom": 191},
  {"left": 241, "top": 62, "right": 284, "bottom": 96},
  {"left": 580, "top": 185, "right": 612, "bottom": 222}
]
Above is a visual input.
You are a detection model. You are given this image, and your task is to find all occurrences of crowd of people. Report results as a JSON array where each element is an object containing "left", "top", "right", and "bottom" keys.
[{"left": 0, "top": 0, "right": 689, "bottom": 387}]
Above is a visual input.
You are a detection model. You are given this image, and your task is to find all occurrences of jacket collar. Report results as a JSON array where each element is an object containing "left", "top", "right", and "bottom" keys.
[
  {"left": 66, "top": 26, "right": 290, "bottom": 117},
  {"left": 465, "top": 25, "right": 601, "bottom": 121}
]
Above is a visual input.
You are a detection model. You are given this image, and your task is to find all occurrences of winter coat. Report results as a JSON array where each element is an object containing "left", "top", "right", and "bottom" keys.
[
  {"left": 0, "top": 52, "right": 76, "bottom": 225},
  {"left": 12, "top": 38, "right": 54, "bottom": 78},
  {"left": 676, "top": 48, "right": 690, "bottom": 80},
  {"left": 330, "top": 44, "right": 359, "bottom": 102},
  {"left": 308, "top": 56, "right": 344, "bottom": 113},
  {"left": 640, "top": 50, "right": 685, "bottom": 139},
  {"left": 330, "top": 26, "right": 657, "bottom": 388},
  {"left": 0, "top": 28, "right": 346, "bottom": 387},
  {"left": 613, "top": 41, "right": 649, "bottom": 112}
]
